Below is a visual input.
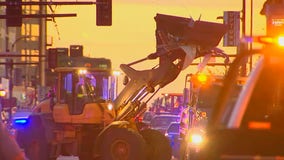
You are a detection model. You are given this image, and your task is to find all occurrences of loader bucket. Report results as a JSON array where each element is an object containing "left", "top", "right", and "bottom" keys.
[{"left": 154, "top": 13, "right": 228, "bottom": 48}]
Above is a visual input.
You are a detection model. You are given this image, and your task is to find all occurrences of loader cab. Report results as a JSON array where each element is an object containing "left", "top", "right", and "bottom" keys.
[{"left": 55, "top": 67, "right": 113, "bottom": 115}]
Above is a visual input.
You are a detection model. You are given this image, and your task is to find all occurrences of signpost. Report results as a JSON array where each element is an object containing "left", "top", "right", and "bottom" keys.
[{"left": 223, "top": 11, "right": 240, "bottom": 47}]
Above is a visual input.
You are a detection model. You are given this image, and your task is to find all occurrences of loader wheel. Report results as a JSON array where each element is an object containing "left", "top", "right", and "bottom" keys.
[
  {"left": 140, "top": 129, "right": 172, "bottom": 160},
  {"left": 99, "top": 127, "right": 147, "bottom": 160},
  {"left": 23, "top": 115, "right": 49, "bottom": 160}
]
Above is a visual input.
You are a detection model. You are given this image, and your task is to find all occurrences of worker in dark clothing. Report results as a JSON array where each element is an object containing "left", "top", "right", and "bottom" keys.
[
  {"left": 260, "top": 0, "right": 284, "bottom": 15},
  {"left": 0, "top": 122, "right": 27, "bottom": 160}
]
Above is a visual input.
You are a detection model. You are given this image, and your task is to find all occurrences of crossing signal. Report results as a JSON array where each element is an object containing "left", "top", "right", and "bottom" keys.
[{"left": 48, "top": 48, "right": 68, "bottom": 69}]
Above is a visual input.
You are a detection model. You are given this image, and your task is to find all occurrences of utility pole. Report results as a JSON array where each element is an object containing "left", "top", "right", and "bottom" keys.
[
  {"left": 239, "top": 0, "right": 248, "bottom": 76},
  {"left": 39, "top": 0, "right": 47, "bottom": 87}
]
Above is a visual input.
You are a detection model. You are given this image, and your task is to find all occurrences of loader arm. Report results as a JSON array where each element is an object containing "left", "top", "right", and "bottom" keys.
[
  {"left": 114, "top": 48, "right": 186, "bottom": 120},
  {"left": 113, "top": 13, "right": 228, "bottom": 121}
]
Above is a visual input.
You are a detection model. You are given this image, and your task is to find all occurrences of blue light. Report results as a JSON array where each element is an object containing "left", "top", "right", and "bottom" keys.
[
  {"left": 243, "top": 36, "right": 253, "bottom": 43},
  {"left": 14, "top": 119, "right": 28, "bottom": 124}
]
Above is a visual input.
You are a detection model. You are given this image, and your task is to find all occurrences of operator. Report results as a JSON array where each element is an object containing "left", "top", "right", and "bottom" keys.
[{"left": 0, "top": 122, "right": 27, "bottom": 160}]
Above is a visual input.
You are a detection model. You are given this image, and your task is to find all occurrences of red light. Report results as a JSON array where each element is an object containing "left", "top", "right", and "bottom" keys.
[{"left": 248, "top": 121, "right": 271, "bottom": 130}]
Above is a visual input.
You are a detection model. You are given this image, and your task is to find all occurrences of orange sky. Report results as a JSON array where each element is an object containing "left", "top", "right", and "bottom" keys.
[{"left": 47, "top": 0, "right": 267, "bottom": 103}]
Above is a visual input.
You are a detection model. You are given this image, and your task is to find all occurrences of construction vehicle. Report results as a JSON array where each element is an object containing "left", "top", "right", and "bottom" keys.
[
  {"left": 150, "top": 93, "right": 184, "bottom": 114},
  {"left": 179, "top": 71, "right": 246, "bottom": 160},
  {"left": 179, "top": 72, "right": 224, "bottom": 160},
  {"left": 12, "top": 13, "right": 228, "bottom": 160},
  {"left": 196, "top": 2, "right": 284, "bottom": 160}
]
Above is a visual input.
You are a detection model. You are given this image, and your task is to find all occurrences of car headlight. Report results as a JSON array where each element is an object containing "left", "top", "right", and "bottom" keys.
[
  {"left": 107, "top": 102, "right": 114, "bottom": 110},
  {"left": 189, "top": 133, "right": 203, "bottom": 145},
  {"left": 186, "top": 129, "right": 205, "bottom": 146}
]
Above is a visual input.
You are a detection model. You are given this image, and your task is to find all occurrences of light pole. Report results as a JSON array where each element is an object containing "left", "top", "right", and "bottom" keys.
[{"left": 241, "top": 0, "right": 254, "bottom": 75}]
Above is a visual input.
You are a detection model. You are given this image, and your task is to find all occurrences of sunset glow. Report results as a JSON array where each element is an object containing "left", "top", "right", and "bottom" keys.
[{"left": 47, "top": 0, "right": 267, "bottom": 96}]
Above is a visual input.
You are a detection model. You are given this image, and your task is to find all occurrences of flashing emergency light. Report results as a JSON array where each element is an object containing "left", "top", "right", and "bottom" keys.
[
  {"left": 14, "top": 118, "right": 28, "bottom": 124},
  {"left": 0, "top": 90, "right": 6, "bottom": 97},
  {"left": 188, "top": 132, "right": 204, "bottom": 146},
  {"left": 196, "top": 73, "right": 208, "bottom": 84},
  {"left": 12, "top": 111, "right": 32, "bottom": 128},
  {"left": 244, "top": 35, "right": 284, "bottom": 47}
]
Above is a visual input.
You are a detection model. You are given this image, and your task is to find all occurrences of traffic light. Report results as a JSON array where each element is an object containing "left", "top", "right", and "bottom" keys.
[
  {"left": 6, "top": 0, "right": 22, "bottom": 27},
  {"left": 70, "top": 45, "right": 83, "bottom": 57},
  {"left": 96, "top": 0, "right": 112, "bottom": 26},
  {"left": 47, "top": 48, "right": 68, "bottom": 69},
  {"left": 48, "top": 48, "right": 57, "bottom": 69}
]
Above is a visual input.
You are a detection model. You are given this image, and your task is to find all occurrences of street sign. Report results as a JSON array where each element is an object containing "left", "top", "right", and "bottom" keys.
[{"left": 223, "top": 11, "right": 240, "bottom": 47}]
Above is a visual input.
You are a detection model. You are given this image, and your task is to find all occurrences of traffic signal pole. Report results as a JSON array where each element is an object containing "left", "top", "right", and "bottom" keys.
[{"left": 240, "top": 0, "right": 247, "bottom": 77}]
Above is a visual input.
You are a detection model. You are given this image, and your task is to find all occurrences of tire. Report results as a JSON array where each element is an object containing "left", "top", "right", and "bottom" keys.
[
  {"left": 20, "top": 115, "right": 49, "bottom": 160},
  {"left": 140, "top": 129, "right": 172, "bottom": 160},
  {"left": 99, "top": 127, "right": 147, "bottom": 160}
]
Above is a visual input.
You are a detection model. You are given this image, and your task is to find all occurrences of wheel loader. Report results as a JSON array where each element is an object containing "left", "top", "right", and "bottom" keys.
[{"left": 12, "top": 13, "right": 228, "bottom": 160}]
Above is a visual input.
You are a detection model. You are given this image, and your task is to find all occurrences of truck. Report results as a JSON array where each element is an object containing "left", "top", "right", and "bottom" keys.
[
  {"left": 179, "top": 72, "right": 224, "bottom": 160},
  {"left": 179, "top": 71, "right": 246, "bottom": 160},
  {"left": 196, "top": 2, "right": 284, "bottom": 160},
  {"left": 12, "top": 13, "right": 228, "bottom": 160}
]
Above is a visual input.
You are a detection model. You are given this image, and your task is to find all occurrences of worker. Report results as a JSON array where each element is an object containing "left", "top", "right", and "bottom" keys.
[
  {"left": 0, "top": 122, "right": 27, "bottom": 160},
  {"left": 173, "top": 96, "right": 183, "bottom": 114},
  {"left": 260, "top": 0, "right": 284, "bottom": 15}
]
